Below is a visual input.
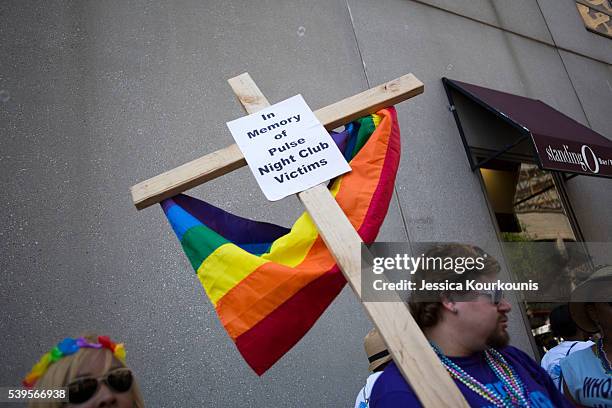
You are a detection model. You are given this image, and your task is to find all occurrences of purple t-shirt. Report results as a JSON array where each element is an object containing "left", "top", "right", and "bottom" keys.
[{"left": 370, "top": 346, "right": 573, "bottom": 407}]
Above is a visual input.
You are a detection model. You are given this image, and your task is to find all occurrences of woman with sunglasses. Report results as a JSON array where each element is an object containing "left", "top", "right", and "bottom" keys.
[{"left": 23, "top": 334, "right": 144, "bottom": 407}]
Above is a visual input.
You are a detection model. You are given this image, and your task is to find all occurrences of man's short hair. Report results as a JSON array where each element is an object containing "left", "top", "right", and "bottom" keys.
[
  {"left": 408, "top": 243, "right": 501, "bottom": 329},
  {"left": 549, "top": 304, "right": 578, "bottom": 338}
]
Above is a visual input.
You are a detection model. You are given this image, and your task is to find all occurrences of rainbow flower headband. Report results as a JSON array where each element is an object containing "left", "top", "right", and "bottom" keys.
[{"left": 23, "top": 336, "right": 126, "bottom": 388}]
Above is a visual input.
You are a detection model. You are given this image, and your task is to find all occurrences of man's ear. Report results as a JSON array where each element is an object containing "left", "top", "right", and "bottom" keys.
[{"left": 441, "top": 296, "right": 457, "bottom": 313}]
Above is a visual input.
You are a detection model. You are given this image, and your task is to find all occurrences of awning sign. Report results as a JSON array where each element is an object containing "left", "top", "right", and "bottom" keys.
[
  {"left": 227, "top": 95, "right": 351, "bottom": 201},
  {"left": 536, "top": 138, "right": 612, "bottom": 177}
]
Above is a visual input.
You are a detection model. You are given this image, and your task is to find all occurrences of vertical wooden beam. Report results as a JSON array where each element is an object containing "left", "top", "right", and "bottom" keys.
[{"left": 228, "top": 73, "right": 468, "bottom": 408}]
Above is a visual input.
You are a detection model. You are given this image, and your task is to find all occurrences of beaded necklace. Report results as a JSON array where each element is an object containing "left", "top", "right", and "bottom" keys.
[
  {"left": 594, "top": 338, "right": 612, "bottom": 375},
  {"left": 430, "top": 343, "right": 531, "bottom": 408}
]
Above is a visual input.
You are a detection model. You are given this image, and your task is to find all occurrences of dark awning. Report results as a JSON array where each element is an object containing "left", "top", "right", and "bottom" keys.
[{"left": 442, "top": 78, "right": 612, "bottom": 178}]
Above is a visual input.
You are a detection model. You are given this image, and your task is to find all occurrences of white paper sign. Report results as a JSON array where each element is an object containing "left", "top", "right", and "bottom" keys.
[{"left": 226, "top": 95, "right": 351, "bottom": 201}]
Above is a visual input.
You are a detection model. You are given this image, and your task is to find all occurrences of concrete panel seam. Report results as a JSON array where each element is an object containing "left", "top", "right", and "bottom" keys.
[
  {"left": 393, "top": 186, "right": 413, "bottom": 245},
  {"left": 406, "top": 0, "right": 610, "bottom": 66},
  {"left": 345, "top": 0, "right": 371, "bottom": 88},
  {"left": 534, "top": 0, "right": 593, "bottom": 129}
]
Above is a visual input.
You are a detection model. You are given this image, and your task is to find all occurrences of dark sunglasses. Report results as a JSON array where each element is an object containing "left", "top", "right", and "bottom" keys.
[
  {"left": 475, "top": 289, "right": 505, "bottom": 305},
  {"left": 452, "top": 289, "right": 505, "bottom": 305},
  {"left": 67, "top": 368, "right": 133, "bottom": 404}
]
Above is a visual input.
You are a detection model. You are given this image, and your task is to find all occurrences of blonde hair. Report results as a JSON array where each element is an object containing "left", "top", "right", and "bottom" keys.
[{"left": 28, "top": 335, "right": 144, "bottom": 408}]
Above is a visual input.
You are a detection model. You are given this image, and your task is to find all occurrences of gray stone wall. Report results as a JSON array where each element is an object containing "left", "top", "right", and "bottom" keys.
[{"left": 1, "top": 0, "right": 610, "bottom": 406}]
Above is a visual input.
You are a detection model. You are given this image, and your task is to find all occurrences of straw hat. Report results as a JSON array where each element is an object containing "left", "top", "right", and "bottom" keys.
[
  {"left": 364, "top": 328, "right": 391, "bottom": 372},
  {"left": 569, "top": 265, "right": 612, "bottom": 334}
]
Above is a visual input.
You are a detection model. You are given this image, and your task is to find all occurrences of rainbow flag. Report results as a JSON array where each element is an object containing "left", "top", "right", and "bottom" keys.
[{"left": 161, "top": 107, "right": 400, "bottom": 375}]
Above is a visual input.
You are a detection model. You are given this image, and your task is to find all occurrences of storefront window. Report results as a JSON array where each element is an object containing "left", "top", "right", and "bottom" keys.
[
  {"left": 443, "top": 76, "right": 611, "bottom": 358},
  {"left": 480, "top": 161, "right": 585, "bottom": 357}
]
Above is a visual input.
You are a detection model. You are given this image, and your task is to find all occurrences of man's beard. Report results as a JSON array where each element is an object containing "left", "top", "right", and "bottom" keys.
[{"left": 486, "top": 326, "right": 510, "bottom": 349}]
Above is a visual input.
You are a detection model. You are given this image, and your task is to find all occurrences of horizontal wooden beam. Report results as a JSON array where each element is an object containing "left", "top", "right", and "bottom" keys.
[{"left": 130, "top": 73, "right": 424, "bottom": 210}]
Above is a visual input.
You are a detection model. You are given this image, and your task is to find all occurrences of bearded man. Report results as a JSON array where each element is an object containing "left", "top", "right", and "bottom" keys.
[{"left": 369, "top": 243, "right": 572, "bottom": 407}]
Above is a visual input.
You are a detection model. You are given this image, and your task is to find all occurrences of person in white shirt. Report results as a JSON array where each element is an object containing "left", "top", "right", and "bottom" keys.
[
  {"left": 354, "top": 328, "right": 392, "bottom": 408},
  {"left": 561, "top": 266, "right": 612, "bottom": 408},
  {"left": 541, "top": 304, "right": 594, "bottom": 390}
]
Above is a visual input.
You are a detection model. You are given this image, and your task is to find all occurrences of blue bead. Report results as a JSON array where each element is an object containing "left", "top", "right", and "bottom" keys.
[{"left": 57, "top": 338, "right": 79, "bottom": 355}]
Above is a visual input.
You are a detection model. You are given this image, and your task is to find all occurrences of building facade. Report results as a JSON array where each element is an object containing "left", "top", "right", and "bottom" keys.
[{"left": 1, "top": 0, "right": 610, "bottom": 406}]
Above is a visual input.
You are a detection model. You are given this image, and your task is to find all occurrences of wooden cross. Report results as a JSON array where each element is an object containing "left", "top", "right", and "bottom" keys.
[{"left": 130, "top": 73, "right": 469, "bottom": 407}]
